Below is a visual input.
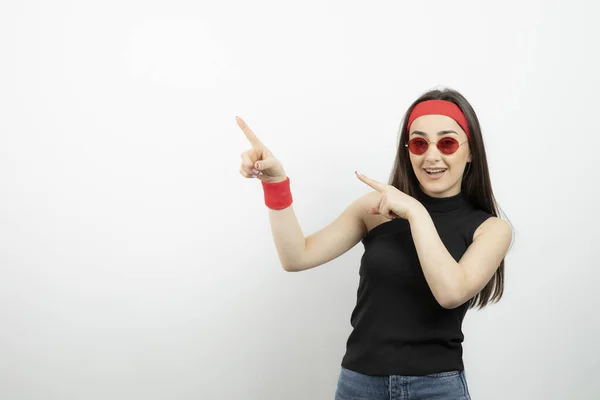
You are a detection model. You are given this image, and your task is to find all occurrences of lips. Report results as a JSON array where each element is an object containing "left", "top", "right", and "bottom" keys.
[{"left": 423, "top": 168, "right": 446, "bottom": 179}]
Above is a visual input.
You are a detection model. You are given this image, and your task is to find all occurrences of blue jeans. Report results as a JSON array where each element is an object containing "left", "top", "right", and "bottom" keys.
[{"left": 334, "top": 367, "right": 471, "bottom": 400}]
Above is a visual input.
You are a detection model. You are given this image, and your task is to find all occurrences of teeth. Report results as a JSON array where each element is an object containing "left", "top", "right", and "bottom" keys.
[{"left": 425, "top": 169, "right": 445, "bottom": 173}]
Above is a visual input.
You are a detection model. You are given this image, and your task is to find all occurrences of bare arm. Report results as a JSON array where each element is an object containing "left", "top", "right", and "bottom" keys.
[
  {"left": 271, "top": 194, "right": 369, "bottom": 272},
  {"left": 235, "top": 116, "right": 368, "bottom": 273}
]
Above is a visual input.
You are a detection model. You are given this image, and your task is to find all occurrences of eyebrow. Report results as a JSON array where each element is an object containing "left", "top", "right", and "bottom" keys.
[{"left": 410, "top": 130, "right": 458, "bottom": 136}]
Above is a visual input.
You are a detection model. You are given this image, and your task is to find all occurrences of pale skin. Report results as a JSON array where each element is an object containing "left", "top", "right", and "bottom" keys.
[{"left": 237, "top": 115, "right": 512, "bottom": 309}]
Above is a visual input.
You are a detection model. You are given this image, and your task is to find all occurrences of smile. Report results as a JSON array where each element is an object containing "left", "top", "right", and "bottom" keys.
[{"left": 424, "top": 168, "right": 447, "bottom": 179}]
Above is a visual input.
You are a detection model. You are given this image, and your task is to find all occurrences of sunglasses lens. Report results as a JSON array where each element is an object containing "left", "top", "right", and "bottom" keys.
[
  {"left": 408, "top": 138, "right": 428, "bottom": 155},
  {"left": 438, "top": 137, "right": 459, "bottom": 154}
]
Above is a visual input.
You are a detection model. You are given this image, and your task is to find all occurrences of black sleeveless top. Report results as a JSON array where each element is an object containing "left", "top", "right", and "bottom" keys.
[{"left": 340, "top": 186, "right": 493, "bottom": 376}]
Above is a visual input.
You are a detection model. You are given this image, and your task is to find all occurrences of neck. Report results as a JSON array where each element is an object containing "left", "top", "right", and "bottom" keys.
[{"left": 414, "top": 185, "right": 468, "bottom": 213}]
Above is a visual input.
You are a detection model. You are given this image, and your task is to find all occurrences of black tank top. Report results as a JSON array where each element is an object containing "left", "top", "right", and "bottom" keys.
[{"left": 341, "top": 186, "right": 493, "bottom": 376}]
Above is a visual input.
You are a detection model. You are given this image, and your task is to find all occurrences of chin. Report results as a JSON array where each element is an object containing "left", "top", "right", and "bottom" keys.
[
  {"left": 418, "top": 175, "right": 456, "bottom": 196},
  {"left": 423, "top": 186, "right": 445, "bottom": 196}
]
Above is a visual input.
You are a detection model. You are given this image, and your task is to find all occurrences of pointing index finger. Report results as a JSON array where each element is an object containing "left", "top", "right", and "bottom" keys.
[
  {"left": 355, "top": 171, "right": 386, "bottom": 192},
  {"left": 236, "top": 116, "right": 264, "bottom": 148}
]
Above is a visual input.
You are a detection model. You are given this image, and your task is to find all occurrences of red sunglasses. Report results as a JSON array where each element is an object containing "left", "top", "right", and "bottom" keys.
[{"left": 405, "top": 137, "right": 468, "bottom": 155}]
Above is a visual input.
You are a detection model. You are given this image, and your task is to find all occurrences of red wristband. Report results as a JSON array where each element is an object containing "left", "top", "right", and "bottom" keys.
[{"left": 261, "top": 177, "right": 293, "bottom": 210}]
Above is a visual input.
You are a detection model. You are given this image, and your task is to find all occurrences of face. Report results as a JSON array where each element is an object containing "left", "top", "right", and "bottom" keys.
[{"left": 407, "top": 114, "right": 472, "bottom": 198}]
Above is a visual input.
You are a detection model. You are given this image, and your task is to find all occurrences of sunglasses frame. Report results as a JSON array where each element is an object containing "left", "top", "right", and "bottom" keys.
[{"left": 405, "top": 137, "right": 469, "bottom": 155}]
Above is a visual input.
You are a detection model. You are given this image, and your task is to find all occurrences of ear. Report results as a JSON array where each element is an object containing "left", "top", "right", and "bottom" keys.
[{"left": 467, "top": 151, "right": 472, "bottom": 163}]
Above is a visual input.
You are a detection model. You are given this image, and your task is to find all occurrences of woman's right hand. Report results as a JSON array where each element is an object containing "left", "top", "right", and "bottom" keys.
[{"left": 236, "top": 116, "right": 288, "bottom": 183}]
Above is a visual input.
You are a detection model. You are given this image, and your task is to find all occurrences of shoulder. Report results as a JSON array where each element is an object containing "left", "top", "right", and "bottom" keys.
[
  {"left": 473, "top": 216, "right": 513, "bottom": 242},
  {"left": 352, "top": 190, "right": 381, "bottom": 210},
  {"left": 353, "top": 191, "right": 386, "bottom": 233},
  {"left": 362, "top": 190, "right": 381, "bottom": 204}
]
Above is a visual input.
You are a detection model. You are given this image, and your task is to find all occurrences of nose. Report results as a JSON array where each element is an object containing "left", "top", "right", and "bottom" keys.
[{"left": 423, "top": 141, "right": 442, "bottom": 162}]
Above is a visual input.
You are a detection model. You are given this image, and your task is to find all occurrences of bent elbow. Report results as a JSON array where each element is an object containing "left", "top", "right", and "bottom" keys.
[
  {"left": 439, "top": 295, "right": 467, "bottom": 310},
  {"left": 437, "top": 292, "right": 461, "bottom": 309},
  {"left": 282, "top": 262, "right": 298, "bottom": 272},
  {"left": 440, "top": 300, "right": 460, "bottom": 310}
]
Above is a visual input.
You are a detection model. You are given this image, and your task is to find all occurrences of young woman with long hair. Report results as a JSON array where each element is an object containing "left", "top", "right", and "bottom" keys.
[{"left": 237, "top": 87, "right": 513, "bottom": 399}]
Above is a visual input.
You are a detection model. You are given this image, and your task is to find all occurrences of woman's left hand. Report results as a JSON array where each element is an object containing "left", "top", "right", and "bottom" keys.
[{"left": 355, "top": 171, "right": 424, "bottom": 220}]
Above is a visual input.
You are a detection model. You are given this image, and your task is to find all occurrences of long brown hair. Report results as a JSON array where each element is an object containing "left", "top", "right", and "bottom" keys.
[{"left": 388, "top": 88, "right": 511, "bottom": 310}]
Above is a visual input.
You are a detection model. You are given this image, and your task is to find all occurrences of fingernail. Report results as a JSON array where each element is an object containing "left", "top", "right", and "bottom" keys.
[
  {"left": 252, "top": 168, "right": 260, "bottom": 174},
  {"left": 256, "top": 162, "right": 261, "bottom": 169}
]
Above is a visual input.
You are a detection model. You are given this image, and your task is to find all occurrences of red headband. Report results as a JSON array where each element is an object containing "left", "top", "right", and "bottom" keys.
[{"left": 407, "top": 100, "right": 471, "bottom": 140}]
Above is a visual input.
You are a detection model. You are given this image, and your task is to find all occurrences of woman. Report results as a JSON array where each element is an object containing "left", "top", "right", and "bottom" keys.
[{"left": 237, "top": 88, "right": 513, "bottom": 400}]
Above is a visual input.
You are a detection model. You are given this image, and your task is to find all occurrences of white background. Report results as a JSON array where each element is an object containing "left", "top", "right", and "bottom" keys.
[{"left": 1, "top": 1, "right": 598, "bottom": 399}]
